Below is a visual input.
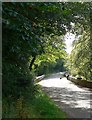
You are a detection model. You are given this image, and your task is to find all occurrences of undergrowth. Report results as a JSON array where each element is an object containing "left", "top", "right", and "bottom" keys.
[{"left": 2, "top": 85, "right": 67, "bottom": 119}]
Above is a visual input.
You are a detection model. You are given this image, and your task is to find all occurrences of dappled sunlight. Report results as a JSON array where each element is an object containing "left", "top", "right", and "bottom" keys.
[
  {"left": 76, "top": 100, "right": 91, "bottom": 108},
  {"left": 42, "top": 87, "right": 91, "bottom": 109},
  {"left": 38, "top": 73, "right": 91, "bottom": 118}
]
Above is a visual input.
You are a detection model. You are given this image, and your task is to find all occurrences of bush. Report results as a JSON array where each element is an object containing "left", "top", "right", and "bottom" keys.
[{"left": 3, "top": 62, "right": 35, "bottom": 100}]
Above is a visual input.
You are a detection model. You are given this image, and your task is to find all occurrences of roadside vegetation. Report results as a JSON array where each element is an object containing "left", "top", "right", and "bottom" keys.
[
  {"left": 66, "top": 28, "right": 92, "bottom": 81},
  {"left": 2, "top": 2, "right": 91, "bottom": 118},
  {"left": 3, "top": 85, "right": 67, "bottom": 118}
]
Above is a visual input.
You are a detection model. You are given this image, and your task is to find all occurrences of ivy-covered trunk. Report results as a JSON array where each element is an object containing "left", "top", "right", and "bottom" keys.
[{"left": 29, "top": 56, "right": 36, "bottom": 71}]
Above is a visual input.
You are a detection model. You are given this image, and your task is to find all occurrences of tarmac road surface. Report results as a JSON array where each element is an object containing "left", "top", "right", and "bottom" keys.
[{"left": 38, "top": 72, "right": 92, "bottom": 118}]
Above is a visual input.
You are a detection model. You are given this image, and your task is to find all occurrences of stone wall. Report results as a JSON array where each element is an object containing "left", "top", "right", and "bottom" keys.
[{"left": 69, "top": 77, "right": 92, "bottom": 89}]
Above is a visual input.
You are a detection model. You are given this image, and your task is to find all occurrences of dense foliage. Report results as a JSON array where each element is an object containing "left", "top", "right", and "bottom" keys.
[
  {"left": 66, "top": 28, "right": 92, "bottom": 81},
  {"left": 64, "top": 3, "right": 91, "bottom": 81},
  {"left": 2, "top": 2, "right": 68, "bottom": 99},
  {"left": 2, "top": 2, "right": 91, "bottom": 118},
  {"left": 3, "top": 2, "right": 91, "bottom": 97}
]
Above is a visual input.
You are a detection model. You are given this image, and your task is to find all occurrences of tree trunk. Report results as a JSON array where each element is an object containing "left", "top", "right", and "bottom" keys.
[{"left": 29, "top": 56, "right": 36, "bottom": 71}]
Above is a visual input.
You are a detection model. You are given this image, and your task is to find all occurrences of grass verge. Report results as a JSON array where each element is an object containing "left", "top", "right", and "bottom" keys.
[
  {"left": 3, "top": 85, "right": 67, "bottom": 119},
  {"left": 29, "top": 87, "right": 67, "bottom": 118}
]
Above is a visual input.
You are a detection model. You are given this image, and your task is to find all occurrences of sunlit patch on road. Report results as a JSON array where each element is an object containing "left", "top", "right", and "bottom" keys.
[{"left": 39, "top": 77, "right": 87, "bottom": 91}]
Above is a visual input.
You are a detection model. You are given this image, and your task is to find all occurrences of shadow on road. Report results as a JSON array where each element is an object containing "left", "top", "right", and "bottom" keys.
[
  {"left": 42, "top": 86, "right": 91, "bottom": 118},
  {"left": 38, "top": 73, "right": 91, "bottom": 118}
]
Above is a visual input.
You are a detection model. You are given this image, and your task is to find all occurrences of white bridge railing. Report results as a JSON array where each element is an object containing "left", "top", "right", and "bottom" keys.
[{"left": 35, "top": 75, "right": 45, "bottom": 83}]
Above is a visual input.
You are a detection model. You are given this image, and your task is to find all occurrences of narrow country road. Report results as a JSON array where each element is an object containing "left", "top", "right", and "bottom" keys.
[{"left": 38, "top": 72, "right": 92, "bottom": 118}]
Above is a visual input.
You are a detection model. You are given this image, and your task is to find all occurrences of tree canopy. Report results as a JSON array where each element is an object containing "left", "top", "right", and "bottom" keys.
[{"left": 2, "top": 2, "right": 91, "bottom": 99}]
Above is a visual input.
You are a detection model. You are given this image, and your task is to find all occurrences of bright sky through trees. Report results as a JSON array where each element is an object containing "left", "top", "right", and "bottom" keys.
[{"left": 64, "top": 32, "right": 75, "bottom": 54}]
